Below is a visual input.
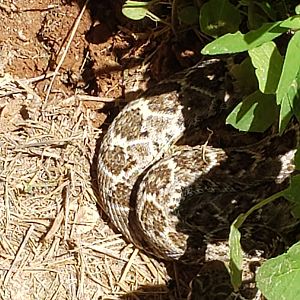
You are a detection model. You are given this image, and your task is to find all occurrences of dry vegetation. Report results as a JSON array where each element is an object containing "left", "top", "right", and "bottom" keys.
[
  {"left": 0, "top": 1, "right": 175, "bottom": 299},
  {"left": 0, "top": 68, "right": 172, "bottom": 300}
]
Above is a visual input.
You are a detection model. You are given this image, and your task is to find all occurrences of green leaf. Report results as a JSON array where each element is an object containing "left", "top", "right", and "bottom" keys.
[
  {"left": 199, "top": 0, "right": 241, "bottom": 37},
  {"left": 280, "top": 15, "right": 300, "bottom": 29},
  {"left": 226, "top": 91, "right": 278, "bottom": 132},
  {"left": 122, "top": 1, "right": 150, "bottom": 20},
  {"left": 284, "top": 173, "right": 300, "bottom": 199},
  {"left": 229, "top": 216, "right": 244, "bottom": 291},
  {"left": 257, "top": 241, "right": 300, "bottom": 300},
  {"left": 286, "top": 72, "right": 300, "bottom": 122},
  {"left": 277, "top": 70, "right": 300, "bottom": 134},
  {"left": 178, "top": 5, "right": 199, "bottom": 25},
  {"left": 295, "top": 149, "right": 300, "bottom": 170},
  {"left": 202, "top": 21, "right": 288, "bottom": 55},
  {"left": 276, "top": 31, "right": 300, "bottom": 105},
  {"left": 230, "top": 57, "right": 258, "bottom": 95},
  {"left": 284, "top": 174, "right": 300, "bottom": 218},
  {"left": 278, "top": 96, "right": 293, "bottom": 134},
  {"left": 247, "top": 2, "right": 269, "bottom": 30},
  {"left": 229, "top": 189, "right": 288, "bottom": 295},
  {"left": 254, "top": 2, "right": 276, "bottom": 20},
  {"left": 249, "top": 41, "right": 283, "bottom": 94}
]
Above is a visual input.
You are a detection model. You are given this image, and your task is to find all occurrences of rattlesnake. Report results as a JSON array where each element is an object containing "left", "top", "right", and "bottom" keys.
[{"left": 97, "top": 59, "right": 299, "bottom": 265}]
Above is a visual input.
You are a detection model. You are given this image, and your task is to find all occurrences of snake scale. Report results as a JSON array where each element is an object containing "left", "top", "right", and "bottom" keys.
[{"left": 97, "top": 59, "right": 299, "bottom": 264}]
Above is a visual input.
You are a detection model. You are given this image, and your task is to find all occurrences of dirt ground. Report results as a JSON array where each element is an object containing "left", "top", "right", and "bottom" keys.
[{"left": 0, "top": 0, "right": 207, "bottom": 299}]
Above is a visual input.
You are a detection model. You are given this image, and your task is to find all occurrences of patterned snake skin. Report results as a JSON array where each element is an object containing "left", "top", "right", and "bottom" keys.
[{"left": 97, "top": 59, "right": 299, "bottom": 263}]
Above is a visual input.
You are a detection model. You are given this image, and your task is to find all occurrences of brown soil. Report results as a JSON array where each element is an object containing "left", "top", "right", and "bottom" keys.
[{"left": 0, "top": 0, "right": 205, "bottom": 299}]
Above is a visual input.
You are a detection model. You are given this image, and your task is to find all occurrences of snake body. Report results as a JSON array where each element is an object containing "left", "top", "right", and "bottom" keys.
[{"left": 97, "top": 59, "right": 299, "bottom": 262}]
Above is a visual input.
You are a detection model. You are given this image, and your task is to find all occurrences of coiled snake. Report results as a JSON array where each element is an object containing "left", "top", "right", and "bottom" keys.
[{"left": 97, "top": 59, "right": 299, "bottom": 267}]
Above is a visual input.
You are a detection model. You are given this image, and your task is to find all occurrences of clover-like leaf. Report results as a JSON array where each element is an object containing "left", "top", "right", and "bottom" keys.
[
  {"left": 276, "top": 31, "right": 300, "bottom": 105},
  {"left": 178, "top": 5, "right": 199, "bottom": 25},
  {"left": 280, "top": 15, "right": 300, "bottom": 29},
  {"left": 199, "top": 0, "right": 241, "bottom": 37},
  {"left": 202, "top": 21, "right": 287, "bottom": 55},
  {"left": 229, "top": 215, "right": 244, "bottom": 291},
  {"left": 249, "top": 41, "right": 283, "bottom": 94},
  {"left": 257, "top": 241, "right": 300, "bottom": 300},
  {"left": 122, "top": 1, "right": 150, "bottom": 20},
  {"left": 226, "top": 91, "right": 278, "bottom": 132}
]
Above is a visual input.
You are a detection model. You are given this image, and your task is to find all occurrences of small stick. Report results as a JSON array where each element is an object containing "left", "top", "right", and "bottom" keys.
[{"left": 43, "top": 0, "right": 89, "bottom": 109}]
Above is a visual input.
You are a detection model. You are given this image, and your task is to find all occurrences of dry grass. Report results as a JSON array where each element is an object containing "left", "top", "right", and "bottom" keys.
[
  {"left": 0, "top": 74, "right": 169, "bottom": 299},
  {"left": 0, "top": 2, "right": 171, "bottom": 298}
]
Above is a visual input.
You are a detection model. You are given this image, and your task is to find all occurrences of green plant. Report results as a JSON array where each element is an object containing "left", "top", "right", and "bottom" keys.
[
  {"left": 121, "top": 1, "right": 300, "bottom": 299},
  {"left": 122, "top": 0, "right": 169, "bottom": 23},
  {"left": 201, "top": 4, "right": 300, "bottom": 296},
  {"left": 229, "top": 165, "right": 300, "bottom": 298},
  {"left": 202, "top": 15, "right": 300, "bottom": 134},
  {"left": 122, "top": 1, "right": 300, "bottom": 134}
]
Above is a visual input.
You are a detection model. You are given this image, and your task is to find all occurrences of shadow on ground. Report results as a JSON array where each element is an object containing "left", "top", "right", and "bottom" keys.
[{"left": 75, "top": 1, "right": 300, "bottom": 299}]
